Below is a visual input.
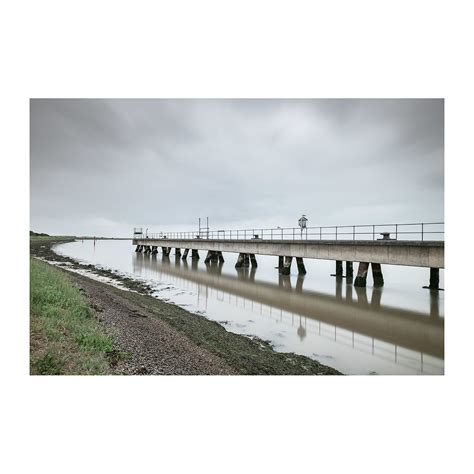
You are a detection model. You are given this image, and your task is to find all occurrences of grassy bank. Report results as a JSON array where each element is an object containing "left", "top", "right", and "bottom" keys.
[{"left": 30, "top": 258, "right": 114, "bottom": 375}]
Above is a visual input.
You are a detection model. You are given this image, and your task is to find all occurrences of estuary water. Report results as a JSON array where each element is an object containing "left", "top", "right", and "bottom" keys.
[{"left": 54, "top": 239, "right": 444, "bottom": 375}]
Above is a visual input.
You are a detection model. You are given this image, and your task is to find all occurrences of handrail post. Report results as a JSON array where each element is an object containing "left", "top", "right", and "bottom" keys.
[
  {"left": 320, "top": 227, "right": 322, "bottom": 240},
  {"left": 353, "top": 225, "right": 355, "bottom": 241},
  {"left": 395, "top": 224, "right": 398, "bottom": 240},
  {"left": 372, "top": 225, "right": 375, "bottom": 240},
  {"left": 421, "top": 223, "right": 424, "bottom": 241},
  {"left": 335, "top": 226, "right": 338, "bottom": 240}
]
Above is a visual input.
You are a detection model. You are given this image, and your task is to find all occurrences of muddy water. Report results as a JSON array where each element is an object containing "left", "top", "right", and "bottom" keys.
[{"left": 55, "top": 239, "right": 444, "bottom": 375}]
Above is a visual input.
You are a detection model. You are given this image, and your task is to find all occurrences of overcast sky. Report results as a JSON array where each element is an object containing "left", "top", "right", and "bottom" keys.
[{"left": 30, "top": 99, "right": 444, "bottom": 236}]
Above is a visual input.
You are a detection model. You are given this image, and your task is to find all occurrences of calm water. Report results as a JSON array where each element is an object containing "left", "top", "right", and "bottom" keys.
[{"left": 55, "top": 240, "right": 444, "bottom": 375}]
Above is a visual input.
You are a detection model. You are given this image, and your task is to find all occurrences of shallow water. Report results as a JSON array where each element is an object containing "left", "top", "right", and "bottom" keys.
[{"left": 55, "top": 239, "right": 444, "bottom": 375}]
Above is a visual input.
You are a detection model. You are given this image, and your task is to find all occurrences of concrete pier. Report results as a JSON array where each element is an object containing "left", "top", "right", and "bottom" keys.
[
  {"left": 296, "top": 257, "right": 306, "bottom": 275},
  {"left": 354, "top": 262, "right": 370, "bottom": 287},
  {"left": 235, "top": 253, "right": 245, "bottom": 268},
  {"left": 335, "top": 260, "right": 343, "bottom": 277},
  {"left": 175, "top": 248, "right": 181, "bottom": 257},
  {"left": 278, "top": 256, "right": 284, "bottom": 272},
  {"left": 217, "top": 251, "right": 224, "bottom": 262},
  {"left": 191, "top": 249, "right": 200, "bottom": 260},
  {"left": 182, "top": 248, "right": 189, "bottom": 260},
  {"left": 249, "top": 253, "right": 258, "bottom": 267}
]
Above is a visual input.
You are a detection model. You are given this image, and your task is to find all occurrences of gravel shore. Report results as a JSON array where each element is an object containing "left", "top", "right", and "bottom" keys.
[
  {"left": 30, "top": 238, "right": 341, "bottom": 375},
  {"left": 70, "top": 270, "right": 235, "bottom": 375}
]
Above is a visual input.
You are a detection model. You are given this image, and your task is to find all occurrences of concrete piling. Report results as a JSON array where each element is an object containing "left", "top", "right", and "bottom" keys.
[
  {"left": 152, "top": 246, "right": 158, "bottom": 255},
  {"left": 249, "top": 253, "right": 258, "bottom": 267},
  {"left": 281, "top": 256, "right": 293, "bottom": 275},
  {"left": 217, "top": 251, "right": 224, "bottom": 262},
  {"left": 354, "top": 262, "right": 370, "bottom": 287},
  {"left": 191, "top": 249, "right": 200, "bottom": 260},
  {"left": 243, "top": 253, "right": 250, "bottom": 268},
  {"left": 336, "top": 260, "right": 343, "bottom": 277},
  {"left": 371, "top": 263, "right": 384, "bottom": 287},
  {"left": 175, "top": 248, "right": 181, "bottom": 257},
  {"left": 205, "top": 250, "right": 213, "bottom": 263},
  {"left": 346, "top": 261, "right": 353, "bottom": 278},
  {"left": 182, "top": 248, "right": 189, "bottom": 260},
  {"left": 296, "top": 257, "right": 306, "bottom": 275},
  {"left": 429, "top": 267, "right": 440, "bottom": 290},
  {"left": 278, "top": 256, "right": 284, "bottom": 272},
  {"left": 235, "top": 253, "right": 245, "bottom": 268},
  {"left": 135, "top": 245, "right": 141, "bottom": 252}
]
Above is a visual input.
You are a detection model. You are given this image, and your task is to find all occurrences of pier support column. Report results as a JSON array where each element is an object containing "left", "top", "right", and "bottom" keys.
[
  {"left": 191, "top": 249, "right": 200, "bottom": 260},
  {"left": 145, "top": 245, "right": 151, "bottom": 254},
  {"left": 371, "top": 263, "right": 384, "bottom": 287},
  {"left": 135, "top": 245, "right": 140, "bottom": 252},
  {"left": 346, "top": 261, "right": 353, "bottom": 279},
  {"left": 281, "top": 256, "right": 293, "bottom": 275},
  {"left": 243, "top": 253, "right": 250, "bottom": 268},
  {"left": 249, "top": 253, "right": 258, "bottom": 267},
  {"left": 354, "top": 262, "right": 369, "bottom": 287},
  {"left": 235, "top": 253, "right": 245, "bottom": 268},
  {"left": 278, "top": 256, "right": 284, "bottom": 272},
  {"left": 152, "top": 246, "right": 158, "bottom": 255},
  {"left": 429, "top": 268, "right": 440, "bottom": 290},
  {"left": 217, "top": 251, "right": 224, "bottom": 262},
  {"left": 296, "top": 257, "right": 306, "bottom": 275},
  {"left": 182, "top": 248, "right": 189, "bottom": 260},
  {"left": 205, "top": 251, "right": 219, "bottom": 263},
  {"left": 335, "top": 260, "right": 343, "bottom": 277},
  {"left": 175, "top": 248, "right": 181, "bottom": 257}
]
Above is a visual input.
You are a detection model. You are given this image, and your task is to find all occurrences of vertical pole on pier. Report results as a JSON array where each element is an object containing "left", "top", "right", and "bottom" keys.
[
  {"left": 371, "top": 263, "right": 384, "bottom": 287},
  {"left": 354, "top": 262, "right": 369, "bottom": 287}
]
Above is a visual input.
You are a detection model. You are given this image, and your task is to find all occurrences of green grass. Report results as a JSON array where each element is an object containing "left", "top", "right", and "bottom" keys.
[{"left": 30, "top": 258, "right": 114, "bottom": 375}]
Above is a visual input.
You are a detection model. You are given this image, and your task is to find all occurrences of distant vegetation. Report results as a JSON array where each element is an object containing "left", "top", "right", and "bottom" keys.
[{"left": 30, "top": 231, "right": 50, "bottom": 237}]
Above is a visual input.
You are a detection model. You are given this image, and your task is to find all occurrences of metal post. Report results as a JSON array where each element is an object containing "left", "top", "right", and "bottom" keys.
[
  {"left": 335, "top": 226, "right": 338, "bottom": 240},
  {"left": 395, "top": 224, "right": 398, "bottom": 240},
  {"left": 293, "top": 228, "right": 295, "bottom": 239},
  {"left": 353, "top": 226, "right": 355, "bottom": 240},
  {"left": 372, "top": 225, "right": 375, "bottom": 240},
  {"left": 320, "top": 227, "right": 322, "bottom": 240},
  {"left": 422, "top": 223, "right": 424, "bottom": 241}
]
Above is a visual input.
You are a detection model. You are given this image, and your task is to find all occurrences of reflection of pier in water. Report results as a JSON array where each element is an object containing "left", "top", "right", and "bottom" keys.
[{"left": 133, "top": 253, "right": 444, "bottom": 373}]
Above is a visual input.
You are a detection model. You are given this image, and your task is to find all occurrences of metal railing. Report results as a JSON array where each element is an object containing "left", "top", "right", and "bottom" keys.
[{"left": 134, "top": 222, "right": 444, "bottom": 242}]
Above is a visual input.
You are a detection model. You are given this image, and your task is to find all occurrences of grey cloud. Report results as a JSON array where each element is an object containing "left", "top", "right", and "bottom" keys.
[{"left": 30, "top": 99, "right": 444, "bottom": 236}]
